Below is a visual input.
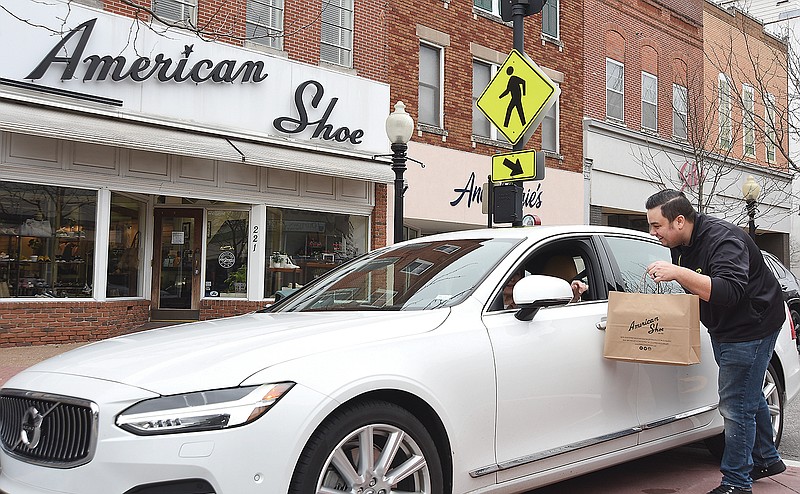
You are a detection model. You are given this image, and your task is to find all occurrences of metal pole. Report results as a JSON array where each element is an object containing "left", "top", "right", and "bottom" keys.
[
  {"left": 391, "top": 142, "right": 408, "bottom": 244},
  {"left": 747, "top": 199, "right": 757, "bottom": 238},
  {"left": 510, "top": 2, "right": 526, "bottom": 227}
]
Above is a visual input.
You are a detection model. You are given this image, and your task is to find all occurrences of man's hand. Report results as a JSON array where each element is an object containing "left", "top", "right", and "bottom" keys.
[{"left": 646, "top": 260, "right": 681, "bottom": 283}]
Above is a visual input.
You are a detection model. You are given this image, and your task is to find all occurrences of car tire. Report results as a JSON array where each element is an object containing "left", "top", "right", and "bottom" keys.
[
  {"left": 704, "top": 362, "right": 785, "bottom": 460},
  {"left": 289, "top": 399, "right": 444, "bottom": 494}
]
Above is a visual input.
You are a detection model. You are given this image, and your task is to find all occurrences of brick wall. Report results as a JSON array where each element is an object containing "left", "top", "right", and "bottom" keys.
[
  {"left": 371, "top": 183, "right": 388, "bottom": 248},
  {"left": 0, "top": 300, "right": 150, "bottom": 347},
  {"left": 199, "top": 299, "right": 265, "bottom": 319},
  {"left": 387, "top": 0, "right": 585, "bottom": 174},
  {"left": 703, "top": 2, "right": 789, "bottom": 172},
  {"left": 584, "top": 0, "right": 704, "bottom": 139}
]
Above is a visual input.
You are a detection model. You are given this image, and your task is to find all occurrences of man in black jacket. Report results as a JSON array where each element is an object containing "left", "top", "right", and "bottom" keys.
[{"left": 645, "top": 189, "right": 786, "bottom": 494}]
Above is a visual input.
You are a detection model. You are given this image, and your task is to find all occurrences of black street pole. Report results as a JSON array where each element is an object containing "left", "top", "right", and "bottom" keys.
[
  {"left": 510, "top": 0, "right": 526, "bottom": 227},
  {"left": 391, "top": 142, "right": 408, "bottom": 244},
  {"left": 746, "top": 199, "right": 757, "bottom": 238}
]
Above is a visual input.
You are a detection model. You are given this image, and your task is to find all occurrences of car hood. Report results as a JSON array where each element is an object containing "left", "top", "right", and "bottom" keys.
[{"left": 19, "top": 310, "right": 450, "bottom": 395}]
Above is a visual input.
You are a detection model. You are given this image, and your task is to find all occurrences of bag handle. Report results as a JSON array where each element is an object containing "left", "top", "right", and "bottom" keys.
[{"left": 638, "top": 270, "right": 664, "bottom": 294}]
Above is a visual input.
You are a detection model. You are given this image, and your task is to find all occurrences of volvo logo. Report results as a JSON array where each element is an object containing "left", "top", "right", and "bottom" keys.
[{"left": 20, "top": 406, "right": 44, "bottom": 449}]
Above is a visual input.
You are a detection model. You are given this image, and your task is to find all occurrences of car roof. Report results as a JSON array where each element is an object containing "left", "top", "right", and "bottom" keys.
[{"left": 400, "top": 225, "right": 653, "bottom": 244}]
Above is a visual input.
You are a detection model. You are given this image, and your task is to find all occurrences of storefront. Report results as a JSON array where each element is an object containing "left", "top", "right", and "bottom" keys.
[
  {"left": 585, "top": 119, "right": 793, "bottom": 256},
  {"left": 0, "top": 0, "right": 390, "bottom": 346},
  {"left": 402, "top": 142, "right": 585, "bottom": 235}
]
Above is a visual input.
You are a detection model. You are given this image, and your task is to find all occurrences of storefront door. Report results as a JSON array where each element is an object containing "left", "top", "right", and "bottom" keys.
[{"left": 151, "top": 209, "right": 203, "bottom": 321}]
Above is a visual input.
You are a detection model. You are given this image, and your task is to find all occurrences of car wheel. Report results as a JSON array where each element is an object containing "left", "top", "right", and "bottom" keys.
[
  {"left": 289, "top": 399, "right": 444, "bottom": 494},
  {"left": 704, "top": 362, "right": 785, "bottom": 459}
]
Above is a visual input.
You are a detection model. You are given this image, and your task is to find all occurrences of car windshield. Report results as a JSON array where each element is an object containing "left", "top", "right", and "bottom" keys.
[{"left": 272, "top": 237, "right": 520, "bottom": 312}]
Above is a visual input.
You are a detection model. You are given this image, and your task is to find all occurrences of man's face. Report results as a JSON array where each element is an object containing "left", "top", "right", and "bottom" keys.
[{"left": 646, "top": 207, "right": 684, "bottom": 248}]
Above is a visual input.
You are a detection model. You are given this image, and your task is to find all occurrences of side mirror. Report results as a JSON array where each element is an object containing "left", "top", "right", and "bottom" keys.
[{"left": 513, "top": 275, "right": 573, "bottom": 321}]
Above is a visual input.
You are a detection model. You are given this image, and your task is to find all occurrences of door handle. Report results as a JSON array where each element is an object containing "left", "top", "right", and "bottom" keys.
[{"left": 596, "top": 317, "right": 607, "bottom": 331}]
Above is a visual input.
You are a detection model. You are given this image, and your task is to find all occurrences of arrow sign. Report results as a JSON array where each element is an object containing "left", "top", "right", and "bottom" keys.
[
  {"left": 491, "top": 150, "right": 545, "bottom": 183},
  {"left": 503, "top": 158, "right": 524, "bottom": 176}
]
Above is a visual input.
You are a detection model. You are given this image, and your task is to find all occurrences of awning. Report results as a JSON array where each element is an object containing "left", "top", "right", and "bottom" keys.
[{"left": 0, "top": 100, "right": 394, "bottom": 183}]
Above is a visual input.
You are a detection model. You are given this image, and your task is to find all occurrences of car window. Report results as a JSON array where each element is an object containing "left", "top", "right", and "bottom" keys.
[
  {"left": 764, "top": 253, "right": 789, "bottom": 280},
  {"left": 272, "top": 237, "right": 521, "bottom": 312},
  {"left": 603, "top": 236, "right": 684, "bottom": 294}
]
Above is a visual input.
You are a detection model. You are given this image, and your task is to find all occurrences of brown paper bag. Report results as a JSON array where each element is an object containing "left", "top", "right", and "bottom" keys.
[{"left": 603, "top": 291, "right": 701, "bottom": 365}]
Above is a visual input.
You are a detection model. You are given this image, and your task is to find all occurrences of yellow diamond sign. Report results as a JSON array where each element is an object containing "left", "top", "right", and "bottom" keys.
[{"left": 476, "top": 50, "right": 560, "bottom": 145}]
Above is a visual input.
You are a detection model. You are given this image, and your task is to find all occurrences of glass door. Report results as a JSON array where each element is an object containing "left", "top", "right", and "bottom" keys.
[{"left": 152, "top": 209, "right": 203, "bottom": 320}]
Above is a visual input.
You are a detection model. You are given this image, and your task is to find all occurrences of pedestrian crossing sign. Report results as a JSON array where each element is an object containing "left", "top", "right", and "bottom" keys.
[{"left": 476, "top": 50, "right": 560, "bottom": 146}]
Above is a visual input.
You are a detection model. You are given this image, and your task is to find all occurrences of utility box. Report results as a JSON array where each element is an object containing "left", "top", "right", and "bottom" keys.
[{"left": 493, "top": 184, "right": 523, "bottom": 223}]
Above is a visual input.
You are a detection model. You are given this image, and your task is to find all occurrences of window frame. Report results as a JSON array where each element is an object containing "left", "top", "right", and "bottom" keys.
[
  {"left": 641, "top": 71, "right": 658, "bottom": 132},
  {"left": 765, "top": 92, "right": 776, "bottom": 163},
  {"left": 419, "top": 41, "right": 444, "bottom": 129},
  {"left": 742, "top": 84, "right": 756, "bottom": 158},
  {"left": 246, "top": 0, "right": 285, "bottom": 50},
  {"left": 718, "top": 73, "right": 733, "bottom": 150},
  {"left": 473, "top": 0, "right": 500, "bottom": 17},
  {"left": 541, "top": 82, "right": 560, "bottom": 153},
  {"left": 320, "top": 0, "right": 354, "bottom": 68},
  {"left": 542, "top": 0, "right": 559, "bottom": 39},
  {"left": 152, "top": 0, "right": 198, "bottom": 26},
  {"left": 672, "top": 83, "right": 688, "bottom": 140},
  {"left": 472, "top": 59, "right": 500, "bottom": 140},
  {"left": 606, "top": 58, "right": 625, "bottom": 123}
]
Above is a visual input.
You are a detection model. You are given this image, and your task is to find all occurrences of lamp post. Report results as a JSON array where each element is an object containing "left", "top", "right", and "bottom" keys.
[
  {"left": 742, "top": 175, "right": 761, "bottom": 239},
  {"left": 385, "top": 101, "right": 414, "bottom": 244}
]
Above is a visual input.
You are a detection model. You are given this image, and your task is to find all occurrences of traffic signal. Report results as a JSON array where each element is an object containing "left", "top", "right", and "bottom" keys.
[
  {"left": 493, "top": 184, "right": 523, "bottom": 224},
  {"left": 501, "top": 0, "right": 547, "bottom": 22}
]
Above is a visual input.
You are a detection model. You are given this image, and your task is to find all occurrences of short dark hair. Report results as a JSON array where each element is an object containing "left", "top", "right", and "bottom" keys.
[{"left": 645, "top": 189, "right": 697, "bottom": 223}]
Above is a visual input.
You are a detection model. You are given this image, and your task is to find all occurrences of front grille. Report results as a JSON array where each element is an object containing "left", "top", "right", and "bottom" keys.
[{"left": 0, "top": 389, "right": 98, "bottom": 468}]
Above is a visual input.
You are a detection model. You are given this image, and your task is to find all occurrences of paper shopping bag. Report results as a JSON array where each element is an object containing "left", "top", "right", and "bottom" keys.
[{"left": 603, "top": 291, "right": 701, "bottom": 365}]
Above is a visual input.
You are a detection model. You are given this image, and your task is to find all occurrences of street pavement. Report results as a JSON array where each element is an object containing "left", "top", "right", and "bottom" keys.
[{"left": 2, "top": 343, "right": 800, "bottom": 494}]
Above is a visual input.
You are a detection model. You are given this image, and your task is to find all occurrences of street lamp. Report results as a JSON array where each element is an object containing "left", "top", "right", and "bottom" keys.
[
  {"left": 742, "top": 175, "right": 761, "bottom": 238},
  {"left": 385, "top": 101, "right": 414, "bottom": 244}
]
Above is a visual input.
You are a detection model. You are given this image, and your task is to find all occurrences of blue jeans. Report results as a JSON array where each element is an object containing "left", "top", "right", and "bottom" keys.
[{"left": 712, "top": 330, "right": 782, "bottom": 490}]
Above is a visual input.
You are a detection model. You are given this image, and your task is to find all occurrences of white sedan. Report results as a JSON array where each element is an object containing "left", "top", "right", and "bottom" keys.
[{"left": 1, "top": 226, "right": 799, "bottom": 494}]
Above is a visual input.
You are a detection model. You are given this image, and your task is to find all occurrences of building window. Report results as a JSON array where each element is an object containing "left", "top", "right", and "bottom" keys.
[
  {"left": 0, "top": 182, "right": 97, "bottom": 299},
  {"left": 606, "top": 58, "right": 624, "bottom": 122},
  {"left": 718, "top": 73, "right": 732, "bottom": 150},
  {"left": 152, "top": 0, "right": 197, "bottom": 25},
  {"left": 766, "top": 92, "right": 776, "bottom": 163},
  {"left": 542, "top": 0, "right": 559, "bottom": 39},
  {"left": 542, "top": 83, "right": 559, "bottom": 153},
  {"left": 419, "top": 43, "right": 443, "bottom": 128},
  {"left": 107, "top": 194, "right": 144, "bottom": 298},
  {"left": 320, "top": 0, "right": 353, "bottom": 67},
  {"left": 474, "top": 0, "right": 500, "bottom": 16},
  {"left": 641, "top": 72, "right": 657, "bottom": 132},
  {"left": 205, "top": 210, "right": 250, "bottom": 298},
  {"left": 246, "top": 0, "right": 284, "bottom": 49},
  {"left": 672, "top": 84, "right": 688, "bottom": 140},
  {"left": 742, "top": 84, "right": 755, "bottom": 157},
  {"left": 473, "top": 60, "right": 493, "bottom": 138},
  {"left": 264, "top": 208, "right": 367, "bottom": 297}
]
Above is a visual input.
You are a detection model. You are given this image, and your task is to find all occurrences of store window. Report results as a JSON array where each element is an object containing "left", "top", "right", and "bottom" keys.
[
  {"left": 0, "top": 182, "right": 96, "bottom": 298},
  {"left": 204, "top": 210, "right": 250, "bottom": 298},
  {"left": 265, "top": 208, "right": 367, "bottom": 297},
  {"left": 107, "top": 194, "right": 144, "bottom": 297}
]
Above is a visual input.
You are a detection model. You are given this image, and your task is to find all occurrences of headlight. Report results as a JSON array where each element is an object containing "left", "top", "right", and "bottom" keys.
[{"left": 116, "top": 382, "right": 294, "bottom": 435}]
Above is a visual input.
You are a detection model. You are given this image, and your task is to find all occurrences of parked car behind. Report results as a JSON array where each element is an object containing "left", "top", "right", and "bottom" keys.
[
  {"left": 1, "top": 226, "right": 799, "bottom": 494},
  {"left": 763, "top": 250, "right": 800, "bottom": 350}
]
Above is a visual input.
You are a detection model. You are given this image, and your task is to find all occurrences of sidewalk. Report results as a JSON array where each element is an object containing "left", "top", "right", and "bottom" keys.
[{"left": 2, "top": 343, "right": 800, "bottom": 493}]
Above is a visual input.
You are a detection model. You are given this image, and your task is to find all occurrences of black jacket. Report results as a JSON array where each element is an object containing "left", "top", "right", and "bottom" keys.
[{"left": 671, "top": 214, "right": 785, "bottom": 342}]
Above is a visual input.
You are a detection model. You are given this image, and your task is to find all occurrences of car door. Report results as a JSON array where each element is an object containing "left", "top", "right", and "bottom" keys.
[
  {"left": 599, "top": 234, "right": 719, "bottom": 442},
  {"left": 482, "top": 235, "right": 640, "bottom": 483}
]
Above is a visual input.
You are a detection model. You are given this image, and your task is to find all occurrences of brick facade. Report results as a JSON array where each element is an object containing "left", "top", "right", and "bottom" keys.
[
  {"left": 583, "top": 0, "right": 704, "bottom": 139},
  {"left": 703, "top": 2, "right": 789, "bottom": 172},
  {"left": 386, "top": 0, "right": 585, "bottom": 175}
]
